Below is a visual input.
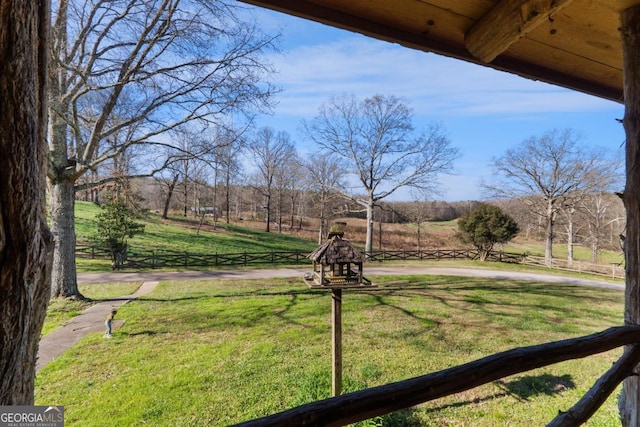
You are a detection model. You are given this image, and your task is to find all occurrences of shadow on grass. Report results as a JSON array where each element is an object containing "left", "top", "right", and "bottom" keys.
[
  {"left": 425, "top": 373, "right": 576, "bottom": 414},
  {"left": 357, "top": 277, "right": 621, "bottom": 333},
  {"left": 495, "top": 373, "right": 575, "bottom": 401},
  {"left": 125, "top": 330, "right": 163, "bottom": 337},
  {"left": 357, "top": 408, "right": 424, "bottom": 427}
]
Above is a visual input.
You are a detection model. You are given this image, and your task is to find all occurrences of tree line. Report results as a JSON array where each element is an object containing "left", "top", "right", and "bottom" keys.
[{"left": 45, "top": 0, "right": 624, "bottom": 304}]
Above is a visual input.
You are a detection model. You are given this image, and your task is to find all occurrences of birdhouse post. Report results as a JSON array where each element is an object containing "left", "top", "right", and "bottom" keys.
[{"left": 305, "top": 223, "right": 374, "bottom": 396}]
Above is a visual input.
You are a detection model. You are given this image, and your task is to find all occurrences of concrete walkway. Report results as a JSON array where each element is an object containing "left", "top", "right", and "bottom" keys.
[
  {"left": 37, "top": 281, "right": 159, "bottom": 371},
  {"left": 38, "top": 266, "right": 623, "bottom": 371}
]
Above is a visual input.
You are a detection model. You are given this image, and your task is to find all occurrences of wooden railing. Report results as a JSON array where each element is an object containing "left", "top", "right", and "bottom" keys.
[
  {"left": 231, "top": 326, "right": 640, "bottom": 427},
  {"left": 367, "top": 249, "right": 524, "bottom": 263}
]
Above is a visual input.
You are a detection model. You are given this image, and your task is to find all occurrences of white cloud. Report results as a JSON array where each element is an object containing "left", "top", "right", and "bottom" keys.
[
  {"left": 251, "top": 9, "right": 625, "bottom": 202},
  {"left": 267, "top": 36, "right": 620, "bottom": 119}
]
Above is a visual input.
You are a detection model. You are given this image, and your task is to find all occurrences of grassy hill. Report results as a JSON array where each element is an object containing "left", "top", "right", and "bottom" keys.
[
  {"left": 75, "top": 201, "right": 319, "bottom": 253},
  {"left": 73, "top": 200, "right": 624, "bottom": 271}
]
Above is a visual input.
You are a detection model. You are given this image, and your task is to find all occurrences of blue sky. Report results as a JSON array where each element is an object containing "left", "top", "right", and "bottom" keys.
[{"left": 248, "top": 6, "right": 626, "bottom": 202}]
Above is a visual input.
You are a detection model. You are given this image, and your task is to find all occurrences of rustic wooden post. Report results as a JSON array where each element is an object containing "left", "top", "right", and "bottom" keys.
[
  {"left": 332, "top": 288, "right": 343, "bottom": 396},
  {"left": 619, "top": 6, "right": 640, "bottom": 426},
  {"left": 306, "top": 228, "right": 372, "bottom": 398}
]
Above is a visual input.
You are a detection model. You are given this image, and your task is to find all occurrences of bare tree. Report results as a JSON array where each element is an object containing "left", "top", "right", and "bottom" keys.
[
  {"left": 48, "top": 0, "right": 279, "bottom": 298},
  {"left": 580, "top": 192, "right": 625, "bottom": 263},
  {"left": 0, "top": 0, "right": 54, "bottom": 404},
  {"left": 208, "top": 127, "right": 246, "bottom": 224},
  {"left": 247, "top": 127, "right": 297, "bottom": 232},
  {"left": 305, "top": 154, "right": 347, "bottom": 243},
  {"left": 404, "top": 200, "right": 435, "bottom": 251},
  {"left": 274, "top": 153, "right": 304, "bottom": 232},
  {"left": 484, "top": 129, "right": 621, "bottom": 266},
  {"left": 557, "top": 204, "right": 583, "bottom": 265},
  {"left": 304, "top": 93, "right": 459, "bottom": 254}
]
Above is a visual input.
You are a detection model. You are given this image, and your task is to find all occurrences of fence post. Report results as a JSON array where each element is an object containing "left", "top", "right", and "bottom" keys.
[{"left": 152, "top": 251, "right": 156, "bottom": 269}]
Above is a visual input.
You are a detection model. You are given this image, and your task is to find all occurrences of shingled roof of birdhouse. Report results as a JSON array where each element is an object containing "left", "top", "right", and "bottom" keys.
[{"left": 308, "top": 235, "right": 364, "bottom": 265}]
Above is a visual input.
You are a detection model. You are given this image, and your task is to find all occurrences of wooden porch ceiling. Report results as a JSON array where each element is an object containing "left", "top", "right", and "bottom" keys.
[{"left": 239, "top": 0, "right": 640, "bottom": 103}]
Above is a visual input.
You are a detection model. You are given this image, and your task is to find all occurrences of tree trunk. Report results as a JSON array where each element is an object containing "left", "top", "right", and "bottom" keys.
[
  {"left": 365, "top": 198, "right": 374, "bottom": 256},
  {"left": 225, "top": 168, "right": 231, "bottom": 223},
  {"left": 290, "top": 194, "right": 295, "bottom": 230},
  {"left": 162, "top": 175, "right": 179, "bottom": 219},
  {"left": 265, "top": 193, "right": 271, "bottom": 232},
  {"left": 619, "top": 6, "right": 640, "bottom": 425},
  {"left": 544, "top": 200, "right": 554, "bottom": 266},
  {"left": 183, "top": 180, "right": 188, "bottom": 217},
  {"left": 567, "top": 211, "right": 574, "bottom": 266},
  {"left": 48, "top": 0, "right": 81, "bottom": 299},
  {"left": 49, "top": 178, "right": 81, "bottom": 298},
  {"left": 318, "top": 217, "right": 326, "bottom": 245},
  {"left": 591, "top": 239, "right": 599, "bottom": 264},
  {"left": 0, "top": 0, "right": 54, "bottom": 404}
]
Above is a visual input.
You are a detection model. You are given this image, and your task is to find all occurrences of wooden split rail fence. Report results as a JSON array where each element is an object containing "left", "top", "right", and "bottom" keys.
[
  {"left": 76, "top": 245, "right": 526, "bottom": 269},
  {"left": 75, "top": 244, "right": 622, "bottom": 279}
]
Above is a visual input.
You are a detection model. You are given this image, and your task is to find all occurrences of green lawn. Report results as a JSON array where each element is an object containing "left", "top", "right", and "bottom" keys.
[
  {"left": 74, "top": 201, "right": 319, "bottom": 271},
  {"left": 75, "top": 201, "right": 318, "bottom": 254},
  {"left": 36, "top": 275, "right": 624, "bottom": 426}
]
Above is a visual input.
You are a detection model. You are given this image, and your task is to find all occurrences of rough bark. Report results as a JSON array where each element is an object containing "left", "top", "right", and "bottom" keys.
[
  {"left": 48, "top": 0, "right": 83, "bottom": 299},
  {"left": 49, "top": 178, "right": 79, "bottom": 298},
  {"left": 0, "top": 0, "right": 54, "bottom": 404},
  {"left": 619, "top": 5, "right": 640, "bottom": 425}
]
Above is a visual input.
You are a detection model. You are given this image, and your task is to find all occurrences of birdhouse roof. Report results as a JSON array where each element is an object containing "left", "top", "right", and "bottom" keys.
[{"left": 308, "top": 236, "right": 364, "bottom": 265}]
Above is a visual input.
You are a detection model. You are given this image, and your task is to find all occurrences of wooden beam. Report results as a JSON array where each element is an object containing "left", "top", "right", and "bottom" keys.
[
  {"left": 618, "top": 5, "right": 640, "bottom": 425},
  {"left": 465, "top": 0, "right": 574, "bottom": 63}
]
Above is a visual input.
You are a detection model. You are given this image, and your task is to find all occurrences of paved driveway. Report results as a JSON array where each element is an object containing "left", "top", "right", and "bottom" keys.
[{"left": 78, "top": 266, "right": 624, "bottom": 291}]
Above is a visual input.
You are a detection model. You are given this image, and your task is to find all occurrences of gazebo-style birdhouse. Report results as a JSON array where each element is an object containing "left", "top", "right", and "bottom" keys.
[
  {"left": 303, "top": 222, "right": 374, "bottom": 397},
  {"left": 305, "top": 222, "right": 371, "bottom": 289}
]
